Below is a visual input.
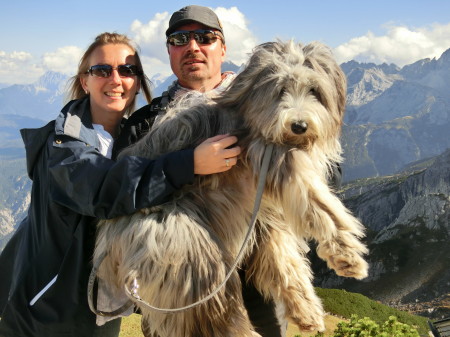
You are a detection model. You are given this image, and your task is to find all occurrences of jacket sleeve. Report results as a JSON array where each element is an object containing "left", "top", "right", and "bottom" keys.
[{"left": 46, "top": 136, "right": 194, "bottom": 219}]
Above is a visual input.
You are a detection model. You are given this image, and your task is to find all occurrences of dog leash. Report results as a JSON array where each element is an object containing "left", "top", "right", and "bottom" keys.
[
  {"left": 88, "top": 143, "right": 274, "bottom": 315},
  {"left": 87, "top": 250, "right": 135, "bottom": 317}
]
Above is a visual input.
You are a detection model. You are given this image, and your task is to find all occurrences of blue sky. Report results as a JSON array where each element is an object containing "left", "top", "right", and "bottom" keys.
[{"left": 1, "top": 0, "right": 450, "bottom": 85}]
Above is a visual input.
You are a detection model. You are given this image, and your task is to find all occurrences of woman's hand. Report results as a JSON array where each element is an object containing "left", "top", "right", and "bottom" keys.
[{"left": 193, "top": 134, "right": 241, "bottom": 175}]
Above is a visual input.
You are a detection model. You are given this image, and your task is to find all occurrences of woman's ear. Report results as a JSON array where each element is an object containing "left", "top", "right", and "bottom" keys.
[
  {"left": 136, "top": 78, "right": 141, "bottom": 94},
  {"left": 80, "top": 75, "right": 89, "bottom": 94}
]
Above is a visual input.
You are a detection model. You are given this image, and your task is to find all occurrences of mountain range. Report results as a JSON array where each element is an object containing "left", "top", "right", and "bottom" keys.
[
  {"left": 341, "top": 48, "right": 450, "bottom": 181},
  {"left": 0, "top": 49, "right": 449, "bottom": 319}
]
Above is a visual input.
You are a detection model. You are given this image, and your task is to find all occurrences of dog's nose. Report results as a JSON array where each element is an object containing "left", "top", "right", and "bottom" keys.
[{"left": 291, "top": 121, "right": 308, "bottom": 134}]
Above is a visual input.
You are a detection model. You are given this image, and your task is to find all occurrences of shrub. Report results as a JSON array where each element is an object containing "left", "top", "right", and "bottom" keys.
[
  {"left": 331, "top": 315, "right": 420, "bottom": 337},
  {"left": 314, "top": 288, "right": 428, "bottom": 334},
  {"left": 295, "top": 315, "right": 421, "bottom": 337}
]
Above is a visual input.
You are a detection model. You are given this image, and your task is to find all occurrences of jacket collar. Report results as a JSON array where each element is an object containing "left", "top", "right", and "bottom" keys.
[
  {"left": 55, "top": 97, "right": 98, "bottom": 147},
  {"left": 20, "top": 97, "right": 100, "bottom": 179}
]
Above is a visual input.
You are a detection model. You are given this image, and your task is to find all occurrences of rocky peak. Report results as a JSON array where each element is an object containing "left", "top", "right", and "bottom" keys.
[{"left": 345, "top": 66, "right": 402, "bottom": 107}]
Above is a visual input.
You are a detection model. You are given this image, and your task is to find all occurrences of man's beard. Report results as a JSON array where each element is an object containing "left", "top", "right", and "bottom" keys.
[
  {"left": 181, "top": 53, "right": 207, "bottom": 82},
  {"left": 181, "top": 65, "right": 206, "bottom": 82}
]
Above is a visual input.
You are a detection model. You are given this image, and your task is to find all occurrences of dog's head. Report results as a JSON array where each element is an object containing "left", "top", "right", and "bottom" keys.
[{"left": 217, "top": 41, "right": 346, "bottom": 155}]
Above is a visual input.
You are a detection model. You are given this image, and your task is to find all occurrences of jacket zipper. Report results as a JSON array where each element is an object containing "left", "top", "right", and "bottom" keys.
[{"left": 29, "top": 274, "right": 58, "bottom": 306}]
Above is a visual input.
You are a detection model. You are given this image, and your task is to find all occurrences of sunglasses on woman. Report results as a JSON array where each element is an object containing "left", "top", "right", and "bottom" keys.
[
  {"left": 86, "top": 64, "right": 142, "bottom": 78},
  {"left": 167, "top": 29, "right": 223, "bottom": 46}
]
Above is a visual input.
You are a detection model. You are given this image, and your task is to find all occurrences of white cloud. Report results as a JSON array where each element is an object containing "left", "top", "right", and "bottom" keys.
[
  {"left": 140, "top": 55, "right": 172, "bottom": 83},
  {"left": 130, "top": 12, "right": 171, "bottom": 63},
  {"left": 9, "top": 51, "right": 33, "bottom": 61},
  {"left": 0, "top": 46, "right": 82, "bottom": 85},
  {"left": 214, "top": 6, "right": 259, "bottom": 66},
  {"left": 42, "top": 46, "right": 83, "bottom": 75},
  {"left": 129, "top": 6, "right": 259, "bottom": 79},
  {"left": 334, "top": 23, "right": 450, "bottom": 67},
  {"left": 0, "top": 51, "right": 44, "bottom": 85}
]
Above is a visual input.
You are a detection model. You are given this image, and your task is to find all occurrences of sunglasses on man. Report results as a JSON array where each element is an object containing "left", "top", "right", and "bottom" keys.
[
  {"left": 85, "top": 64, "right": 142, "bottom": 78},
  {"left": 167, "top": 29, "right": 223, "bottom": 46}
]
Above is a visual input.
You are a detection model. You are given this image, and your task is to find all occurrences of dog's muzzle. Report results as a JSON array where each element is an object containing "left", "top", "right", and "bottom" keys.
[{"left": 291, "top": 121, "right": 308, "bottom": 134}]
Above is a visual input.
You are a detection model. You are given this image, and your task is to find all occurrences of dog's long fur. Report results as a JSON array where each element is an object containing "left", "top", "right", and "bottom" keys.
[{"left": 94, "top": 41, "right": 369, "bottom": 337}]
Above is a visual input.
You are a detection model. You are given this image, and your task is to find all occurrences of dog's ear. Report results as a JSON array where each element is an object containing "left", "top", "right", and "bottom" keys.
[
  {"left": 216, "top": 42, "right": 281, "bottom": 111},
  {"left": 302, "top": 42, "right": 347, "bottom": 119}
]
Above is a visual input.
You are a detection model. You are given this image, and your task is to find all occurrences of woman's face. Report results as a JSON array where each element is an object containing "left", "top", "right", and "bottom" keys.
[{"left": 80, "top": 43, "right": 140, "bottom": 125}]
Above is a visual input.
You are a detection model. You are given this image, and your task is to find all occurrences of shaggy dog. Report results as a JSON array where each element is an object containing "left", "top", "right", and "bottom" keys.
[{"left": 93, "top": 41, "right": 369, "bottom": 337}]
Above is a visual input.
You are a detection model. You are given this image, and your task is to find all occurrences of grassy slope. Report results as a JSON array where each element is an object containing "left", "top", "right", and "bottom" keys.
[
  {"left": 118, "top": 288, "right": 429, "bottom": 336},
  {"left": 119, "top": 313, "right": 339, "bottom": 337}
]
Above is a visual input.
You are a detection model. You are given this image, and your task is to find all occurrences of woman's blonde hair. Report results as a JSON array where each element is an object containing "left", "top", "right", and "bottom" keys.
[{"left": 66, "top": 32, "right": 152, "bottom": 116}]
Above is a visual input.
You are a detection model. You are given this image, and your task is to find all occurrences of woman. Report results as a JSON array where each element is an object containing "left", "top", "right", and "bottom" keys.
[{"left": 0, "top": 32, "right": 240, "bottom": 337}]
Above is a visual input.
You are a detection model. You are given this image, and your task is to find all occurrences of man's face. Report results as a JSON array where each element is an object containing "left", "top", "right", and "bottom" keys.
[{"left": 167, "top": 22, "right": 226, "bottom": 92}]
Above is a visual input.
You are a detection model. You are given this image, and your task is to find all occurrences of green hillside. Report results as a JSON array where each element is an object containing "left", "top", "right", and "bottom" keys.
[
  {"left": 118, "top": 288, "right": 429, "bottom": 336},
  {"left": 315, "top": 288, "right": 428, "bottom": 334}
]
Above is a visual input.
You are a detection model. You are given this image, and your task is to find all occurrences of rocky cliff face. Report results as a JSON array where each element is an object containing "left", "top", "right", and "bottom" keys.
[
  {"left": 0, "top": 158, "right": 30, "bottom": 250},
  {"left": 313, "top": 150, "right": 450, "bottom": 319}
]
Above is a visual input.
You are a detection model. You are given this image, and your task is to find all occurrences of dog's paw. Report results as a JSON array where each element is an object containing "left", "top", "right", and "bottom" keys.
[
  {"left": 290, "top": 311, "right": 325, "bottom": 332},
  {"left": 328, "top": 253, "right": 369, "bottom": 279},
  {"left": 286, "top": 295, "right": 326, "bottom": 332}
]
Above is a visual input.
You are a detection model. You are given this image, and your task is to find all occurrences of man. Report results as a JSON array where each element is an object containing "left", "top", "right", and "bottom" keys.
[
  {"left": 114, "top": 5, "right": 235, "bottom": 151},
  {"left": 114, "top": 5, "right": 289, "bottom": 336}
]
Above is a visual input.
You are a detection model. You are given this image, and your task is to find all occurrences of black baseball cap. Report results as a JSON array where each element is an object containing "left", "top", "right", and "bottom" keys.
[{"left": 166, "top": 5, "right": 224, "bottom": 42}]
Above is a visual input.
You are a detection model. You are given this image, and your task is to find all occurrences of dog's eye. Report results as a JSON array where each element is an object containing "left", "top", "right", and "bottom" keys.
[
  {"left": 279, "top": 88, "right": 286, "bottom": 99},
  {"left": 310, "top": 88, "right": 321, "bottom": 102}
]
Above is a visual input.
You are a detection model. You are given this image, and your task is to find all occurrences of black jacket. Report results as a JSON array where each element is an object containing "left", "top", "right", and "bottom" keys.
[{"left": 0, "top": 98, "right": 194, "bottom": 337}]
